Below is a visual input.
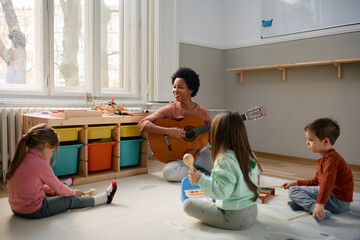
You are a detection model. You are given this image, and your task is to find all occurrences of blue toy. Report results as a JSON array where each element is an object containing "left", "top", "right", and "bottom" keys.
[
  {"left": 180, "top": 177, "right": 201, "bottom": 203},
  {"left": 180, "top": 177, "right": 215, "bottom": 203}
]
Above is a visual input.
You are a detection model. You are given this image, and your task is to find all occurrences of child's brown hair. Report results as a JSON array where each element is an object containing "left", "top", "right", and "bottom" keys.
[
  {"left": 7, "top": 124, "right": 59, "bottom": 180},
  {"left": 304, "top": 118, "right": 340, "bottom": 145},
  {"left": 210, "top": 111, "right": 262, "bottom": 201}
]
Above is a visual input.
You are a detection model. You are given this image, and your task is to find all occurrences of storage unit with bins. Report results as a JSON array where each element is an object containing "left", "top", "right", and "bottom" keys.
[
  {"left": 51, "top": 127, "right": 83, "bottom": 177},
  {"left": 22, "top": 113, "right": 149, "bottom": 185}
]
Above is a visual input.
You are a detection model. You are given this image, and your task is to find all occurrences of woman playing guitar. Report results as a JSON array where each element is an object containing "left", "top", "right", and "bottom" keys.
[{"left": 137, "top": 67, "right": 213, "bottom": 182}]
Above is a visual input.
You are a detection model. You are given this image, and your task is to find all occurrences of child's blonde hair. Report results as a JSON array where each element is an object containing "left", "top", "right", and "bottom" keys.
[
  {"left": 7, "top": 124, "right": 59, "bottom": 180},
  {"left": 210, "top": 111, "right": 262, "bottom": 201}
]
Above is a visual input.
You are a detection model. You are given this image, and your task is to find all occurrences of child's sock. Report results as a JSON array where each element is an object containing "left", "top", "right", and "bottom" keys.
[
  {"left": 106, "top": 180, "right": 117, "bottom": 204},
  {"left": 63, "top": 177, "right": 74, "bottom": 187},
  {"left": 288, "top": 201, "right": 305, "bottom": 211},
  {"left": 93, "top": 192, "right": 107, "bottom": 206},
  {"left": 93, "top": 180, "right": 117, "bottom": 206},
  {"left": 315, "top": 210, "right": 332, "bottom": 223}
]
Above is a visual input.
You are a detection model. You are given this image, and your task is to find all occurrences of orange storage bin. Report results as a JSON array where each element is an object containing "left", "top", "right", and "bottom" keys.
[{"left": 88, "top": 141, "right": 117, "bottom": 171}]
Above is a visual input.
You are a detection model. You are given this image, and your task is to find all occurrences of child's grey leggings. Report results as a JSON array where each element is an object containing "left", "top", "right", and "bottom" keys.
[
  {"left": 12, "top": 195, "right": 95, "bottom": 219},
  {"left": 163, "top": 146, "right": 213, "bottom": 182},
  {"left": 183, "top": 199, "right": 258, "bottom": 230}
]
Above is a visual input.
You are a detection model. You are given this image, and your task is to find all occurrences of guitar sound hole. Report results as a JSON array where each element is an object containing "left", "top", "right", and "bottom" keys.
[
  {"left": 184, "top": 126, "right": 196, "bottom": 141},
  {"left": 184, "top": 135, "right": 196, "bottom": 142}
]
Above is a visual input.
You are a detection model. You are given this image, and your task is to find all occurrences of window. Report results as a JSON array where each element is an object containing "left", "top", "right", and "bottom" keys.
[
  {"left": 0, "top": 0, "right": 42, "bottom": 93},
  {"left": 0, "top": 0, "right": 147, "bottom": 99}
]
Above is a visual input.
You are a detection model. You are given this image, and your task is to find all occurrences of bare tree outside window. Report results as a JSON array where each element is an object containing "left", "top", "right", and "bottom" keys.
[
  {"left": 58, "top": 0, "right": 82, "bottom": 87},
  {"left": 101, "top": 0, "right": 112, "bottom": 88},
  {"left": 0, "top": 0, "right": 27, "bottom": 84},
  {"left": 54, "top": 0, "right": 85, "bottom": 89}
]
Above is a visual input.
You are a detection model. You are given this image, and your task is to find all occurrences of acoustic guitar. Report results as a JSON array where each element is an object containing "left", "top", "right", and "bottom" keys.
[{"left": 148, "top": 106, "right": 267, "bottom": 163}]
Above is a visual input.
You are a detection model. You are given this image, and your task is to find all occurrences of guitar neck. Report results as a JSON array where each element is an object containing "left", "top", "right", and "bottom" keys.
[
  {"left": 185, "top": 124, "right": 210, "bottom": 138},
  {"left": 185, "top": 114, "right": 247, "bottom": 138}
]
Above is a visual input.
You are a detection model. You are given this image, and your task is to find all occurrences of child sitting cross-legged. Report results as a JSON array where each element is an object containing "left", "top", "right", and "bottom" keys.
[
  {"left": 282, "top": 118, "right": 354, "bottom": 222},
  {"left": 6, "top": 124, "right": 117, "bottom": 219},
  {"left": 183, "top": 111, "right": 262, "bottom": 230}
]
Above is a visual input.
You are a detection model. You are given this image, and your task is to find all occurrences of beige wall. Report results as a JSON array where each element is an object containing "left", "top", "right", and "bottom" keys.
[{"left": 180, "top": 32, "right": 360, "bottom": 165}]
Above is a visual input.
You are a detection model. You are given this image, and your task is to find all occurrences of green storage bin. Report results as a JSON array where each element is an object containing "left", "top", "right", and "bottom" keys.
[
  {"left": 120, "top": 138, "right": 144, "bottom": 167},
  {"left": 51, "top": 143, "right": 83, "bottom": 176}
]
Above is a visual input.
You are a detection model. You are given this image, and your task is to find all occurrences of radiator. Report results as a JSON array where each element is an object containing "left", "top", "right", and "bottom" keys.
[{"left": 0, "top": 107, "right": 70, "bottom": 182}]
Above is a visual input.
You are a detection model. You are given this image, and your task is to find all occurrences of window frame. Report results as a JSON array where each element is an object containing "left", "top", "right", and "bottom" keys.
[{"left": 0, "top": 0, "right": 148, "bottom": 101}]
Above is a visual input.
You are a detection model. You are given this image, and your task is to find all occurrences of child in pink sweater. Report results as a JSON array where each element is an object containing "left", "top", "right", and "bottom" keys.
[{"left": 7, "top": 124, "right": 117, "bottom": 219}]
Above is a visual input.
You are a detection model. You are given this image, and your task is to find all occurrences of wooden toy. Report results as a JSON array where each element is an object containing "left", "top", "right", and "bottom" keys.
[
  {"left": 259, "top": 187, "right": 275, "bottom": 203},
  {"left": 183, "top": 153, "right": 194, "bottom": 172},
  {"left": 288, "top": 212, "right": 311, "bottom": 221},
  {"left": 84, "top": 188, "right": 98, "bottom": 196}
]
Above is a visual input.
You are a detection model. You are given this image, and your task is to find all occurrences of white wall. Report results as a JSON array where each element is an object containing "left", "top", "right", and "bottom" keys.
[
  {"left": 223, "top": 0, "right": 261, "bottom": 47},
  {"left": 179, "top": 0, "right": 360, "bottom": 49},
  {"left": 179, "top": 0, "right": 226, "bottom": 48},
  {"left": 179, "top": 0, "right": 263, "bottom": 48}
]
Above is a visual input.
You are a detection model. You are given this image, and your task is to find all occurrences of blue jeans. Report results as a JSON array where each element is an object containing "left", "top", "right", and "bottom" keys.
[
  {"left": 12, "top": 195, "right": 95, "bottom": 219},
  {"left": 163, "top": 146, "right": 213, "bottom": 182},
  {"left": 288, "top": 186, "right": 350, "bottom": 213}
]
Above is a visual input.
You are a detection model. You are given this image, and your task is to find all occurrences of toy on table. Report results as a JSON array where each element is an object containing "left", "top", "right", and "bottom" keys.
[
  {"left": 94, "top": 103, "right": 103, "bottom": 111},
  {"left": 86, "top": 92, "right": 95, "bottom": 108},
  {"left": 259, "top": 187, "right": 275, "bottom": 203},
  {"left": 183, "top": 153, "right": 195, "bottom": 172},
  {"left": 101, "top": 98, "right": 127, "bottom": 114},
  {"left": 84, "top": 188, "right": 98, "bottom": 196},
  {"left": 103, "top": 98, "right": 117, "bottom": 114}
]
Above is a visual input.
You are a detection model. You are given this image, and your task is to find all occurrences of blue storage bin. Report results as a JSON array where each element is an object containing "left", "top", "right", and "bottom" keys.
[
  {"left": 120, "top": 138, "right": 144, "bottom": 167},
  {"left": 51, "top": 143, "right": 83, "bottom": 176}
]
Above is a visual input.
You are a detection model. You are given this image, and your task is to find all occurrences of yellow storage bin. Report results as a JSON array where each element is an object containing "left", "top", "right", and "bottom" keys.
[
  {"left": 54, "top": 127, "right": 82, "bottom": 142},
  {"left": 120, "top": 125, "right": 141, "bottom": 137},
  {"left": 88, "top": 125, "right": 116, "bottom": 139}
]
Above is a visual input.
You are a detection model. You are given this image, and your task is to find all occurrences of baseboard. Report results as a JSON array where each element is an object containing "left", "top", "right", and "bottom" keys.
[{"left": 254, "top": 151, "right": 360, "bottom": 172}]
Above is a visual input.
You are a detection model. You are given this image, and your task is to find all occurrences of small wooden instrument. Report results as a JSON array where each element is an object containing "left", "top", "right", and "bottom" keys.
[
  {"left": 84, "top": 188, "right": 98, "bottom": 196},
  {"left": 149, "top": 106, "right": 267, "bottom": 163},
  {"left": 183, "top": 153, "right": 195, "bottom": 172}
]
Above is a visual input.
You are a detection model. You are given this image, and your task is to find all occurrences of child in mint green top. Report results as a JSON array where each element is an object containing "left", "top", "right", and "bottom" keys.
[{"left": 184, "top": 111, "right": 262, "bottom": 230}]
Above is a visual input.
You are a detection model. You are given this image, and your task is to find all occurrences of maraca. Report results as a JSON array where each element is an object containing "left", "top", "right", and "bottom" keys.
[
  {"left": 183, "top": 153, "right": 195, "bottom": 172},
  {"left": 84, "top": 188, "right": 98, "bottom": 196}
]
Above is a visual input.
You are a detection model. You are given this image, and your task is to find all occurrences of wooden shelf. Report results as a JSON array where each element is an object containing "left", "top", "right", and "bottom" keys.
[
  {"left": 226, "top": 58, "right": 360, "bottom": 83},
  {"left": 22, "top": 113, "right": 149, "bottom": 185}
]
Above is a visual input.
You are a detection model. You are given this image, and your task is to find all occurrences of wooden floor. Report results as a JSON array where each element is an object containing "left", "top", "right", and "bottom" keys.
[
  {"left": 148, "top": 156, "right": 360, "bottom": 193},
  {"left": 0, "top": 156, "right": 359, "bottom": 197}
]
